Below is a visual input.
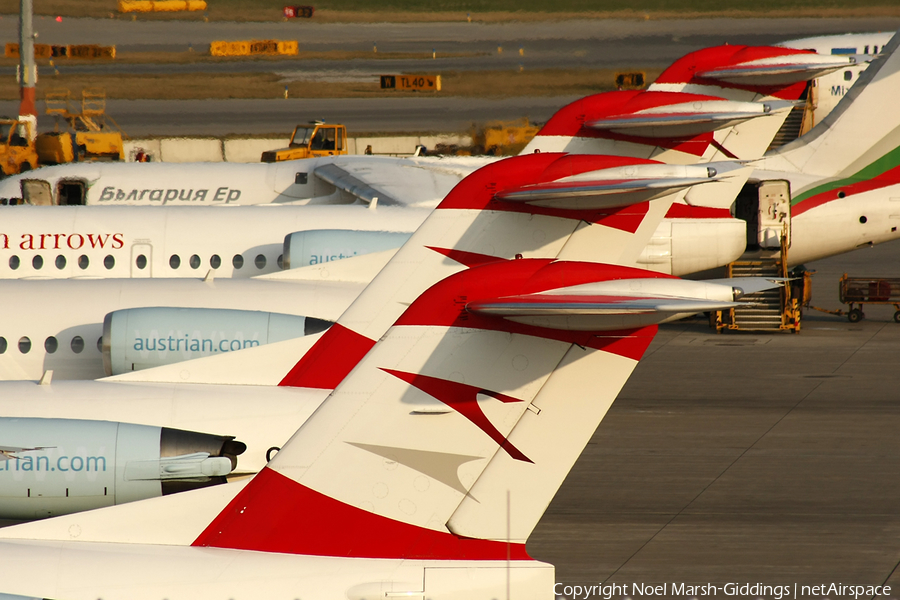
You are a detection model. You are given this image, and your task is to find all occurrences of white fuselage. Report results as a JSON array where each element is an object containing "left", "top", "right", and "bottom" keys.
[
  {"left": 0, "top": 204, "right": 429, "bottom": 279},
  {"left": 0, "top": 155, "right": 488, "bottom": 207},
  {"left": 0, "top": 277, "right": 363, "bottom": 381}
]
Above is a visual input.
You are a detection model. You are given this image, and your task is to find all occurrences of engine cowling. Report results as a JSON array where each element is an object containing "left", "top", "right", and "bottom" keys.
[
  {"left": 0, "top": 418, "right": 245, "bottom": 520},
  {"left": 283, "top": 229, "right": 412, "bottom": 269},
  {"left": 102, "top": 307, "right": 332, "bottom": 376}
]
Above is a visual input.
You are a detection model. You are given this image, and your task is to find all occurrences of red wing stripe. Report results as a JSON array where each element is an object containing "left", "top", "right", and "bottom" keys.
[{"left": 279, "top": 323, "right": 375, "bottom": 389}]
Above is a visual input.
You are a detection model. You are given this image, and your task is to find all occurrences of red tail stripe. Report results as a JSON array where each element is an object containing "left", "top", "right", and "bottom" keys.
[
  {"left": 279, "top": 323, "right": 375, "bottom": 388},
  {"left": 436, "top": 153, "right": 656, "bottom": 232},
  {"left": 426, "top": 246, "right": 507, "bottom": 267},
  {"left": 382, "top": 368, "right": 533, "bottom": 463},
  {"left": 395, "top": 259, "right": 663, "bottom": 359},
  {"left": 193, "top": 467, "right": 532, "bottom": 561}
]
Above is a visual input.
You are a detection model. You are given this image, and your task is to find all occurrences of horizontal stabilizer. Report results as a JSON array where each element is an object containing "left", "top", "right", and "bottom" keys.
[
  {"left": 495, "top": 163, "right": 722, "bottom": 210},
  {"left": 705, "top": 276, "right": 786, "bottom": 297},
  {"left": 697, "top": 55, "right": 854, "bottom": 86},
  {"left": 588, "top": 100, "right": 775, "bottom": 138},
  {"left": 314, "top": 163, "right": 402, "bottom": 206},
  {"left": 467, "top": 276, "right": 743, "bottom": 331}
]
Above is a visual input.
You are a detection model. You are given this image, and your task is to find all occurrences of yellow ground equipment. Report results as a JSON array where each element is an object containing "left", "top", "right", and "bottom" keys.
[
  {"left": 261, "top": 122, "right": 348, "bottom": 162},
  {"left": 37, "top": 89, "right": 125, "bottom": 164},
  {"left": 0, "top": 118, "right": 38, "bottom": 176},
  {"left": 470, "top": 118, "right": 539, "bottom": 155}
]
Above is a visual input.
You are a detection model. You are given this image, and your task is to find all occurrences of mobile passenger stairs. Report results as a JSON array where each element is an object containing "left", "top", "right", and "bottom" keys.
[
  {"left": 711, "top": 180, "right": 803, "bottom": 333},
  {"left": 711, "top": 233, "right": 802, "bottom": 333}
]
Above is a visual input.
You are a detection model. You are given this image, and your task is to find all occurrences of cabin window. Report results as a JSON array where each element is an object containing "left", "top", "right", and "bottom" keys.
[
  {"left": 135, "top": 254, "right": 147, "bottom": 270},
  {"left": 18, "top": 336, "right": 31, "bottom": 354},
  {"left": 233, "top": 254, "right": 244, "bottom": 269},
  {"left": 78, "top": 255, "right": 89, "bottom": 269},
  {"left": 55, "top": 255, "right": 66, "bottom": 269},
  {"left": 277, "top": 254, "right": 284, "bottom": 269},
  {"left": 865, "top": 45, "right": 870, "bottom": 54},
  {"left": 71, "top": 336, "right": 84, "bottom": 353},
  {"left": 169, "top": 254, "right": 181, "bottom": 269},
  {"left": 104, "top": 255, "right": 115, "bottom": 270},
  {"left": 32, "top": 255, "right": 43, "bottom": 270},
  {"left": 874, "top": 45, "right": 879, "bottom": 54},
  {"left": 255, "top": 254, "right": 267, "bottom": 269},
  {"left": 44, "top": 336, "right": 58, "bottom": 353},
  {"left": 844, "top": 70, "right": 852, "bottom": 81},
  {"left": 189, "top": 254, "right": 201, "bottom": 269},
  {"left": 210, "top": 254, "right": 221, "bottom": 269},
  {"left": 0, "top": 337, "right": 6, "bottom": 354},
  {"left": 8, "top": 256, "right": 19, "bottom": 270}
]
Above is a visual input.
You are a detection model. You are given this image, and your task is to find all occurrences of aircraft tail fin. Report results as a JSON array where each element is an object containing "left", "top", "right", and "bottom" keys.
[
  {"left": 761, "top": 30, "right": 900, "bottom": 178},
  {"left": 192, "top": 153, "right": 746, "bottom": 559}
]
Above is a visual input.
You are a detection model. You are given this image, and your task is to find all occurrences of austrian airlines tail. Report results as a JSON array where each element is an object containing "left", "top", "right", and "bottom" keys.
[{"left": 0, "top": 153, "right": 749, "bottom": 600}]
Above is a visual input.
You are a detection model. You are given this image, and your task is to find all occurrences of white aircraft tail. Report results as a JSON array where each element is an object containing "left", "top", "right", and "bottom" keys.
[
  {"left": 762, "top": 30, "right": 900, "bottom": 178},
  {"left": 191, "top": 153, "right": 744, "bottom": 559}
]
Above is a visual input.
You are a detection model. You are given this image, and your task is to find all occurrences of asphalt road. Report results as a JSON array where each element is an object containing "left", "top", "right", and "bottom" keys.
[
  {"left": 1, "top": 17, "right": 899, "bottom": 73},
  {"left": 2, "top": 17, "right": 899, "bottom": 136},
  {"left": 0, "top": 97, "right": 582, "bottom": 136},
  {"left": 527, "top": 238, "right": 900, "bottom": 593}
]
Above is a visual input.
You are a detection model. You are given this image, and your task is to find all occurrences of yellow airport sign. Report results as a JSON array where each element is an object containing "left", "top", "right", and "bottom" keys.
[
  {"left": 5, "top": 44, "right": 115, "bottom": 60},
  {"left": 210, "top": 40, "right": 298, "bottom": 57},
  {"left": 615, "top": 71, "right": 647, "bottom": 90},
  {"left": 380, "top": 75, "right": 442, "bottom": 92},
  {"left": 118, "top": 0, "right": 207, "bottom": 12}
]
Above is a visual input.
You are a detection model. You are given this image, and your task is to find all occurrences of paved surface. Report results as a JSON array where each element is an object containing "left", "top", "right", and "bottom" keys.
[
  {"left": 0, "top": 97, "right": 582, "bottom": 136},
  {"left": 528, "top": 239, "right": 900, "bottom": 591}
]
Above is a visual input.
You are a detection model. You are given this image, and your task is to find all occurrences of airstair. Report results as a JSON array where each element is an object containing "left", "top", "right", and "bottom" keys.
[{"left": 713, "top": 234, "right": 801, "bottom": 333}]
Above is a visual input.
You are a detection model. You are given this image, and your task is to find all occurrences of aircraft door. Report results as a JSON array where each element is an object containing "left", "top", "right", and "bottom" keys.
[
  {"left": 20, "top": 179, "right": 53, "bottom": 205},
  {"left": 131, "top": 242, "right": 153, "bottom": 277},
  {"left": 757, "top": 180, "right": 791, "bottom": 249}
]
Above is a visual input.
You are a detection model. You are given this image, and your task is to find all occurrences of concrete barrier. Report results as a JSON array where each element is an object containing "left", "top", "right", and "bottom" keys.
[
  {"left": 224, "top": 138, "right": 289, "bottom": 163},
  {"left": 159, "top": 138, "right": 224, "bottom": 162},
  {"left": 122, "top": 134, "right": 473, "bottom": 163}
]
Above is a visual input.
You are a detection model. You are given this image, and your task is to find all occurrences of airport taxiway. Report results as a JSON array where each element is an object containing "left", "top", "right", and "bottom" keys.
[{"left": 528, "top": 239, "right": 900, "bottom": 590}]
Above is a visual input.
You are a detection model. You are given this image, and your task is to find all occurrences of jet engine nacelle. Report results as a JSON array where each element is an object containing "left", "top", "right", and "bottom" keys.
[
  {"left": 103, "top": 307, "right": 332, "bottom": 376},
  {"left": 283, "top": 229, "right": 412, "bottom": 269},
  {"left": 638, "top": 217, "right": 747, "bottom": 275},
  {"left": 0, "top": 418, "right": 245, "bottom": 520}
]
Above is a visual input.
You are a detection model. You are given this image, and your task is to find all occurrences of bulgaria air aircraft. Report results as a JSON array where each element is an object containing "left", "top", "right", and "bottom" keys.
[{"left": 0, "top": 149, "right": 781, "bottom": 598}]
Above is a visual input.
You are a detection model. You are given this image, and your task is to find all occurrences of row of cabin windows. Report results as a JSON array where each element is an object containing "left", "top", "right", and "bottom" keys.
[
  {"left": 6, "top": 254, "right": 283, "bottom": 271},
  {"left": 0, "top": 335, "right": 100, "bottom": 355},
  {"left": 9, "top": 254, "right": 115, "bottom": 271},
  {"left": 160, "top": 254, "right": 283, "bottom": 271}
]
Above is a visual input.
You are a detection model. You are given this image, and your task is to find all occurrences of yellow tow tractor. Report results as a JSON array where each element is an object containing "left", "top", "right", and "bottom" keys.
[
  {"left": 0, "top": 117, "right": 38, "bottom": 176},
  {"left": 36, "top": 88, "right": 126, "bottom": 164},
  {"left": 261, "top": 122, "right": 347, "bottom": 162}
]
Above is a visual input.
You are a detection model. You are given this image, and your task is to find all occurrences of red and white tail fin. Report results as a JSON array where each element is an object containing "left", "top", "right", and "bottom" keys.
[
  {"left": 275, "top": 152, "right": 744, "bottom": 389},
  {"left": 193, "top": 154, "right": 746, "bottom": 558},
  {"left": 649, "top": 44, "right": 855, "bottom": 100},
  {"left": 523, "top": 90, "right": 794, "bottom": 163}
]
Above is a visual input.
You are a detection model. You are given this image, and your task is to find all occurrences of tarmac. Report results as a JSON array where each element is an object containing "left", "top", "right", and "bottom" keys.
[{"left": 528, "top": 239, "right": 900, "bottom": 595}]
